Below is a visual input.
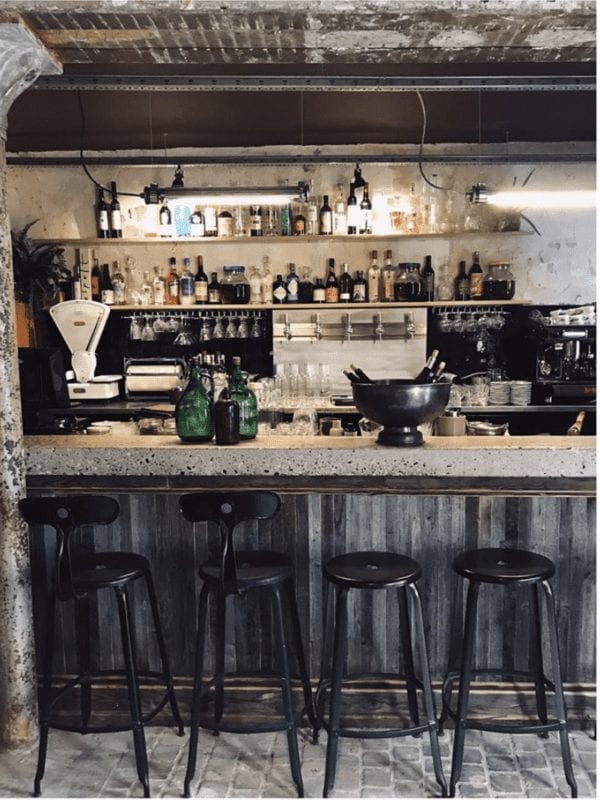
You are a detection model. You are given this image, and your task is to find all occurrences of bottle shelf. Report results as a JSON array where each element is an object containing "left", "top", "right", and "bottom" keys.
[
  {"left": 34, "top": 230, "right": 533, "bottom": 246},
  {"left": 107, "top": 300, "right": 528, "bottom": 312}
]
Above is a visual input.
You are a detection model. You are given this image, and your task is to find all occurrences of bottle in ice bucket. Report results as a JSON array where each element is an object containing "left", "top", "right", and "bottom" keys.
[
  {"left": 175, "top": 357, "right": 214, "bottom": 442},
  {"left": 225, "top": 356, "right": 258, "bottom": 439},
  {"left": 413, "top": 350, "right": 440, "bottom": 383}
]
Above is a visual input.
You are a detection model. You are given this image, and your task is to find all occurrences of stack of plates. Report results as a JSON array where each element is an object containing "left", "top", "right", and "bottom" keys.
[
  {"left": 489, "top": 381, "right": 511, "bottom": 405},
  {"left": 510, "top": 380, "right": 532, "bottom": 405}
]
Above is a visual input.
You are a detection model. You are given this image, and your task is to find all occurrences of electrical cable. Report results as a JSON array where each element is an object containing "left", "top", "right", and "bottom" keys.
[
  {"left": 77, "top": 90, "right": 140, "bottom": 197},
  {"left": 415, "top": 90, "right": 457, "bottom": 193}
]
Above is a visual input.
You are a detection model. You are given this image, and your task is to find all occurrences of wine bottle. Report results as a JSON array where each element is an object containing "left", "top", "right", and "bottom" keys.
[
  {"left": 347, "top": 182, "right": 359, "bottom": 235},
  {"left": 413, "top": 350, "right": 440, "bottom": 383},
  {"left": 91, "top": 257, "right": 102, "bottom": 302},
  {"left": 455, "top": 260, "right": 470, "bottom": 301},
  {"left": 432, "top": 361, "right": 446, "bottom": 382},
  {"left": 96, "top": 188, "right": 109, "bottom": 239},
  {"left": 343, "top": 369, "right": 360, "bottom": 383},
  {"left": 190, "top": 208, "right": 205, "bottom": 237},
  {"left": 319, "top": 195, "right": 333, "bottom": 235},
  {"left": 180, "top": 257, "right": 195, "bottom": 306},
  {"left": 249, "top": 205, "right": 262, "bottom": 237},
  {"left": 214, "top": 388, "right": 240, "bottom": 445},
  {"left": 194, "top": 256, "right": 208, "bottom": 304},
  {"left": 208, "top": 271, "right": 221, "bottom": 304},
  {"left": 469, "top": 251, "right": 484, "bottom": 299},
  {"left": 350, "top": 363, "right": 373, "bottom": 383},
  {"left": 352, "top": 270, "right": 367, "bottom": 303},
  {"left": 325, "top": 258, "right": 339, "bottom": 302},
  {"left": 420, "top": 255, "right": 435, "bottom": 302},
  {"left": 100, "top": 263, "right": 114, "bottom": 305},
  {"left": 166, "top": 257, "right": 180, "bottom": 305},
  {"left": 359, "top": 183, "right": 372, "bottom": 235},
  {"left": 159, "top": 199, "right": 172, "bottom": 237},
  {"left": 109, "top": 181, "right": 122, "bottom": 238},
  {"left": 338, "top": 263, "right": 352, "bottom": 302}
]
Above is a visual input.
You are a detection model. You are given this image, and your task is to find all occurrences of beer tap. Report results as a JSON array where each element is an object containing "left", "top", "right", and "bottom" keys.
[
  {"left": 374, "top": 312, "right": 385, "bottom": 342},
  {"left": 405, "top": 312, "right": 415, "bottom": 339},
  {"left": 345, "top": 313, "right": 353, "bottom": 342},
  {"left": 283, "top": 314, "right": 292, "bottom": 341},
  {"left": 314, "top": 313, "right": 323, "bottom": 341}
]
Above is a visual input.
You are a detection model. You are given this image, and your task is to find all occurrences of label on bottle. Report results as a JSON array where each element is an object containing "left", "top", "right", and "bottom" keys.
[
  {"left": 339, "top": 288, "right": 351, "bottom": 301},
  {"left": 469, "top": 273, "right": 484, "bottom": 298},
  {"left": 91, "top": 273, "right": 101, "bottom": 299},
  {"left": 325, "top": 286, "right": 339, "bottom": 303},
  {"left": 204, "top": 207, "right": 217, "bottom": 235},
  {"left": 250, "top": 212, "right": 262, "bottom": 234},
  {"left": 313, "top": 286, "right": 326, "bottom": 302},
  {"left": 190, "top": 220, "right": 205, "bottom": 237},
  {"left": 347, "top": 204, "right": 360, "bottom": 233},
  {"left": 98, "top": 210, "right": 109, "bottom": 232},
  {"left": 368, "top": 270, "right": 380, "bottom": 302},
  {"left": 353, "top": 283, "right": 366, "bottom": 302},
  {"left": 382, "top": 270, "right": 394, "bottom": 301},
  {"left": 293, "top": 216, "right": 305, "bottom": 235},
  {"left": 273, "top": 284, "right": 287, "bottom": 303},
  {"left": 180, "top": 275, "right": 195, "bottom": 305},
  {"left": 307, "top": 204, "right": 318, "bottom": 228},
  {"left": 195, "top": 280, "right": 208, "bottom": 302},
  {"left": 110, "top": 209, "right": 122, "bottom": 231},
  {"left": 101, "top": 288, "right": 114, "bottom": 305},
  {"left": 217, "top": 215, "right": 234, "bottom": 237},
  {"left": 360, "top": 209, "right": 372, "bottom": 235},
  {"left": 287, "top": 277, "right": 299, "bottom": 301},
  {"left": 168, "top": 279, "right": 179, "bottom": 299},
  {"left": 320, "top": 210, "right": 333, "bottom": 235}
]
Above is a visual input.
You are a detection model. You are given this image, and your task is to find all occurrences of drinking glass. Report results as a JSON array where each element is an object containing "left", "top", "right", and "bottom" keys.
[
  {"left": 250, "top": 316, "right": 263, "bottom": 338},
  {"left": 237, "top": 313, "right": 250, "bottom": 339},
  {"left": 319, "top": 364, "right": 331, "bottom": 399},
  {"left": 140, "top": 316, "right": 157, "bottom": 341},
  {"left": 129, "top": 315, "right": 143, "bottom": 341},
  {"left": 225, "top": 317, "right": 238, "bottom": 338},
  {"left": 212, "top": 314, "right": 226, "bottom": 339},
  {"left": 200, "top": 318, "right": 213, "bottom": 341}
]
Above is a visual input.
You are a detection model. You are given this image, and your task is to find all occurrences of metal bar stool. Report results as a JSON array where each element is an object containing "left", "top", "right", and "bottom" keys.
[
  {"left": 179, "top": 491, "right": 316, "bottom": 798},
  {"left": 20, "top": 495, "right": 184, "bottom": 798},
  {"left": 314, "top": 550, "right": 448, "bottom": 798},
  {"left": 439, "top": 547, "right": 578, "bottom": 798}
]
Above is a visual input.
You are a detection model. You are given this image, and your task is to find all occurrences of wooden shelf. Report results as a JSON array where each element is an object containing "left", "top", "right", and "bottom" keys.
[
  {"left": 34, "top": 230, "right": 533, "bottom": 246},
  {"left": 108, "top": 300, "right": 528, "bottom": 312}
]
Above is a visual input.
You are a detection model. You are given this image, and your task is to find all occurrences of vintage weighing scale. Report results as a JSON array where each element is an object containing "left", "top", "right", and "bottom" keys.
[{"left": 49, "top": 300, "right": 121, "bottom": 400}]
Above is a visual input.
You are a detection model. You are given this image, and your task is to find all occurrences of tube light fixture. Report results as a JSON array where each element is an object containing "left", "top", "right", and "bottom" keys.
[
  {"left": 467, "top": 182, "right": 596, "bottom": 209},
  {"left": 142, "top": 174, "right": 309, "bottom": 206}
]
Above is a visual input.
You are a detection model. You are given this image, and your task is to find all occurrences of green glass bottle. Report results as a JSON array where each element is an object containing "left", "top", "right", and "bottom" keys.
[
  {"left": 226, "top": 356, "right": 258, "bottom": 440},
  {"left": 175, "top": 361, "right": 214, "bottom": 443}
]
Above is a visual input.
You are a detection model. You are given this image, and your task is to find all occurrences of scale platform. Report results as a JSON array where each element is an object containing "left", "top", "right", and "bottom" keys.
[{"left": 67, "top": 375, "right": 121, "bottom": 400}]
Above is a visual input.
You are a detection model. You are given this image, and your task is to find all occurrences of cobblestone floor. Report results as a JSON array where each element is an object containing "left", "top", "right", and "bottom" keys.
[{"left": 0, "top": 725, "right": 595, "bottom": 798}]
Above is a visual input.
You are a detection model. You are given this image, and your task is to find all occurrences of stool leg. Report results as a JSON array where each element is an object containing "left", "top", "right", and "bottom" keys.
[
  {"left": 114, "top": 585, "right": 150, "bottom": 799},
  {"left": 143, "top": 571, "right": 184, "bottom": 735},
  {"left": 449, "top": 580, "right": 479, "bottom": 798},
  {"left": 75, "top": 594, "right": 92, "bottom": 733},
  {"left": 439, "top": 577, "right": 464, "bottom": 735},
  {"left": 323, "top": 586, "right": 349, "bottom": 799},
  {"left": 540, "top": 580, "right": 578, "bottom": 798},
  {"left": 271, "top": 585, "right": 304, "bottom": 798},
  {"left": 34, "top": 591, "right": 56, "bottom": 797},
  {"left": 408, "top": 583, "right": 448, "bottom": 797},
  {"left": 184, "top": 583, "right": 210, "bottom": 798},
  {"left": 286, "top": 577, "right": 317, "bottom": 731},
  {"left": 398, "top": 586, "right": 420, "bottom": 729},
  {"left": 213, "top": 588, "right": 227, "bottom": 727},
  {"left": 314, "top": 580, "right": 335, "bottom": 744},
  {"left": 530, "top": 583, "right": 549, "bottom": 735}
]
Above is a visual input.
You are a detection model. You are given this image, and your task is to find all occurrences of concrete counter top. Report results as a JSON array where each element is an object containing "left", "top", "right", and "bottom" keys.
[{"left": 24, "top": 435, "right": 595, "bottom": 495}]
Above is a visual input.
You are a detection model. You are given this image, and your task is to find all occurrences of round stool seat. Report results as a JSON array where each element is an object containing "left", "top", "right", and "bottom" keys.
[
  {"left": 199, "top": 549, "right": 293, "bottom": 588},
  {"left": 452, "top": 547, "right": 555, "bottom": 585},
  {"left": 325, "top": 551, "right": 422, "bottom": 589},
  {"left": 73, "top": 551, "right": 149, "bottom": 589}
]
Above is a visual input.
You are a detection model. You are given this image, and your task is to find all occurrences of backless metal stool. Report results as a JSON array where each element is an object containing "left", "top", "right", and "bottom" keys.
[
  {"left": 439, "top": 547, "right": 577, "bottom": 798},
  {"left": 179, "top": 491, "right": 316, "bottom": 798},
  {"left": 314, "top": 551, "right": 448, "bottom": 798},
  {"left": 20, "top": 496, "right": 184, "bottom": 798}
]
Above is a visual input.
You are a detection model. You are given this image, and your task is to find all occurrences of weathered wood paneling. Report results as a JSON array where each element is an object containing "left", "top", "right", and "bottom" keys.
[{"left": 29, "top": 494, "right": 595, "bottom": 684}]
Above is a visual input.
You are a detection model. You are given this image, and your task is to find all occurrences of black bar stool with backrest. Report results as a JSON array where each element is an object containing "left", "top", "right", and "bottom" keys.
[
  {"left": 314, "top": 550, "right": 448, "bottom": 798},
  {"left": 179, "top": 491, "right": 316, "bottom": 798},
  {"left": 20, "top": 495, "right": 184, "bottom": 798},
  {"left": 439, "top": 547, "right": 578, "bottom": 798}
]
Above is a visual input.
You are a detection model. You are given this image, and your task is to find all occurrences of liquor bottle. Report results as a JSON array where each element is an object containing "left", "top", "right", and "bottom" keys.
[
  {"left": 165, "top": 257, "right": 180, "bottom": 305},
  {"left": 347, "top": 182, "right": 359, "bottom": 234},
  {"left": 109, "top": 181, "right": 122, "bottom": 238},
  {"left": 141, "top": 270, "right": 154, "bottom": 305},
  {"left": 319, "top": 195, "right": 333, "bottom": 235},
  {"left": 352, "top": 270, "right": 367, "bottom": 302},
  {"left": 286, "top": 263, "right": 299, "bottom": 303},
  {"left": 350, "top": 363, "right": 373, "bottom": 383},
  {"left": 406, "top": 183, "right": 419, "bottom": 234},
  {"left": 432, "top": 361, "right": 447, "bottom": 382},
  {"left": 96, "top": 188, "right": 110, "bottom": 239},
  {"left": 153, "top": 266, "right": 166, "bottom": 305},
  {"left": 455, "top": 260, "right": 470, "bottom": 301},
  {"left": 338, "top": 263, "right": 353, "bottom": 302},
  {"left": 208, "top": 271, "right": 221, "bottom": 304},
  {"left": 214, "top": 388, "right": 240, "bottom": 445},
  {"left": 367, "top": 250, "right": 380, "bottom": 302},
  {"left": 333, "top": 184, "right": 347, "bottom": 235},
  {"left": 293, "top": 210, "right": 306, "bottom": 235},
  {"left": 325, "top": 258, "right": 339, "bottom": 303},
  {"left": 190, "top": 208, "right": 205, "bottom": 237},
  {"left": 359, "top": 183, "right": 372, "bottom": 234},
  {"left": 420, "top": 255, "right": 435, "bottom": 302},
  {"left": 194, "top": 256, "right": 208, "bottom": 304},
  {"left": 394, "top": 262, "right": 420, "bottom": 301},
  {"left": 217, "top": 209, "right": 234, "bottom": 238},
  {"left": 100, "top": 263, "right": 114, "bottom": 305},
  {"left": 469, "top": 251, "right": 484, "bottom": 299},
  {"left": 298, "top": 267, "right": 313, "bottom": 303},
  {"left": 227, "top": 356, "right": 258, "bottom": 440},
  {"left": 204, "top": 207, "right": 218, "bottom": 237},
  {"left": 111, "top": 261, "right": 127, "bottom": 305},
  {"left": 436, "top": 262, "right": 454, "bottom": 301},
  {"left": 175, "top": 360, "right": 214, "bottom": 443},
  {"left": 159, "top": 199, "right": 172, "bottom": 237},
  {"left": 272, "top": 274, "right": 287, "bottom": 304},
  {"left": 280, "top": 205, "right": 292, "bottom": 236},
  {"left": 250, "top": 205, "right": 262, "bottom": 237},
  {"left": 180, "top": 257, "right": 195, "bottom": 306},
  {"left": 91, "top": 257, "right": 102, "bottom": 302},
  {"left": 382, "top": 250, "right": 395, "bottom": 302},
  {"left": 260, "top": 256, "right": 273, "bottom": 303},
  {"left": 413, "top": 350, "right": 440, "bottom": 383},
  {"left": 312, "top": 278, "right": 326, "bottom": 303},
  {"left": 248, "top": 264, "right": 262, "bottom": 304},
  {"left": 306, "top": 198, "right": 318, "bottom": 235}
]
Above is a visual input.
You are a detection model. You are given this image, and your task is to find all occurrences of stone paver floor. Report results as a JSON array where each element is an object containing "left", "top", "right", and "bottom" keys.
[{"left": 0, "top": 726, "right": 595, "bottom": 798}]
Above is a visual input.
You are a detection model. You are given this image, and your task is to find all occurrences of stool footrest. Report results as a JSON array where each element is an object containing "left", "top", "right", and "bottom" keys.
[{"left": 462, "top": 719, "right": 563, "bottom": 735}]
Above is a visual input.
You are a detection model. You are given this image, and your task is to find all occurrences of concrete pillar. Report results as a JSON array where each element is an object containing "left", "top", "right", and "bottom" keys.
[{"left": 0, "top": 23, "right": 61, "bottom": 747}]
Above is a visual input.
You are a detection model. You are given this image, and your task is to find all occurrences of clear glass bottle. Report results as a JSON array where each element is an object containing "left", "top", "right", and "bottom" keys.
[
  {"left": 306, "top": 197, "right": 319, "bottom": 235},
  {"left": 180, "top": 257, "right": 195, "bottom": 306},
  {"left": 405, "top": 183, "right": 419, "bottom": 234},
  {"left": 248, "top": 264, "right": 262, "bottom": 304},
  {"left": 367, "top": 250, "right": 380, "bottom": 302},
  {"left": 333, "top": 183, "right": 347, "bottom": 235},
  {"left": 261, "top": 255, "right": 273, "bottom": 303},
  {"left": 227, "top": 356, "right": 258, "bottom": 440},
  {"left": 153, "top": 266, "right": 166, "bottom": 305},
  {"left": 382, "top": 250, "right": 395, "bottom": 302},
  {"left": 175, "top": 361, "right": 214, "bottom": 443},
  {"left": 166, "top": 257, "right": 180, "bottom": 305},
  {"left": 111, "top": 261, "right": 126, "bottom": 305},
  {"left": 141, "top": 270, "right": 154, "bottom": 305}
]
